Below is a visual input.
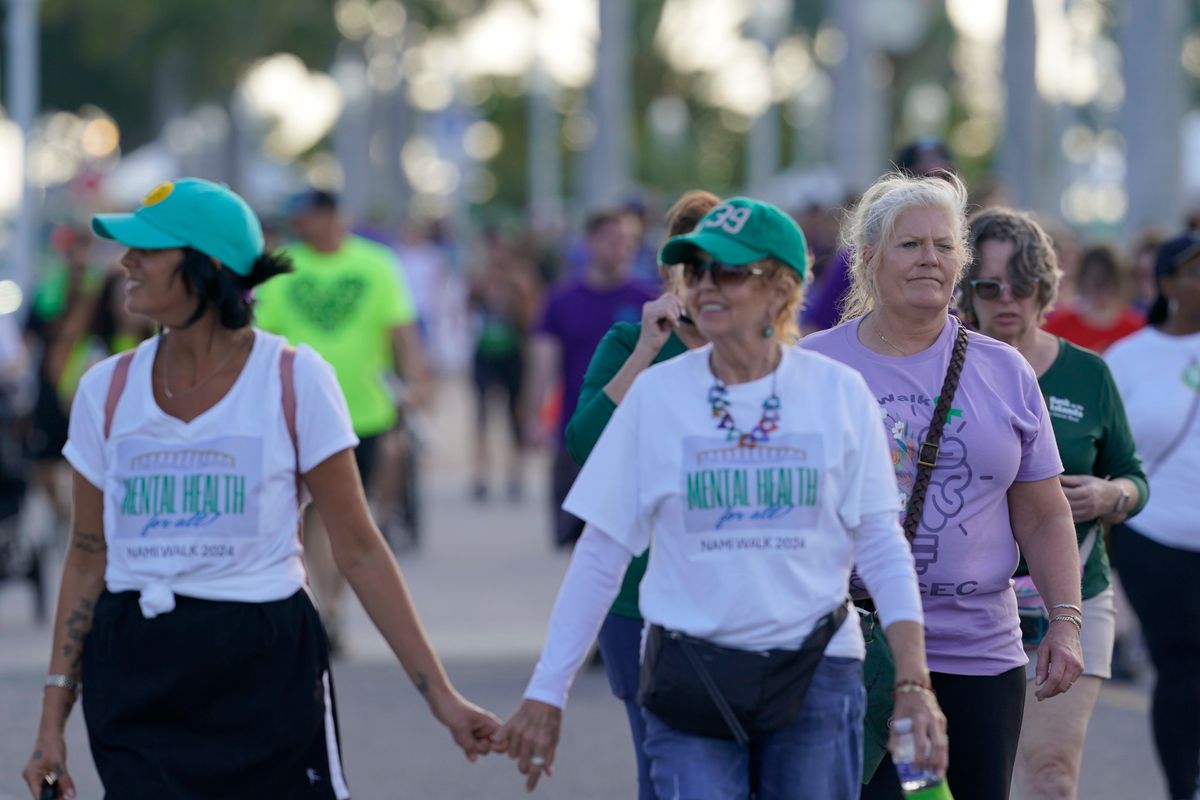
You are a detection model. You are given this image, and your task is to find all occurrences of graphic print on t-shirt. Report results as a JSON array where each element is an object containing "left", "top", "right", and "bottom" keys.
[
  {"left": 287, "top": 274, "right": 368, "bottom": 333},
  {"left": 879, "top": 392, "right": 968, "bottom": 576},
  {"left": 682, "top": 434, "right": 823, "bottom": 540},
  {"left": 114, "top": 436, "right": 262, "bottom": 549}
]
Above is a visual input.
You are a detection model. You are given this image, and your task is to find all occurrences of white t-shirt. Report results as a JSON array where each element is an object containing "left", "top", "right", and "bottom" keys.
[
  {"left": 64, "top": 330, "right": 358, "bottom": 616},
  {"left": 563, "top": 345, "right": 919, "bottom": 659},
  {"left": 1106, "top": 328, "right": 1200, "bottom": 551}
]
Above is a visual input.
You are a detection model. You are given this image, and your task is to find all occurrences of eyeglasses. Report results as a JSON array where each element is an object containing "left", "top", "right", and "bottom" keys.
[
  {"left": 969, "top": 279, "right": 1037, "bottom": 301},
  {"left": 682, "top": 258, "right": 764, "bottom": 288}
]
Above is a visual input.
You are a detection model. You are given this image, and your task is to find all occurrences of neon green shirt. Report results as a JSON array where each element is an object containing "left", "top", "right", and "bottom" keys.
[{"left": 256, "top": 236, "right": 416, "bottom": 437}]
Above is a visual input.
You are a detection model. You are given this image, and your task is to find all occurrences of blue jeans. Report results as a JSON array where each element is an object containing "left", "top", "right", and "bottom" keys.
[
  {"left": 641, "top": 656, "right": 865, "bottom": 800},
  {"left": 597, "top": 613, "right": 653, "bottom": 800}
]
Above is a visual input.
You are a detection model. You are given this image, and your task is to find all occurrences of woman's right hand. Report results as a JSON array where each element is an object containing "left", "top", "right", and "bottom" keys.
[
  {"left": 21, "top": 731, "right": 75, "bottom": 799},
  {"left": 635, "top": 294, "right": 686, "bottom": 355},
  {"left": 889, "top": 687, "right": 949, "bottom": 777}
]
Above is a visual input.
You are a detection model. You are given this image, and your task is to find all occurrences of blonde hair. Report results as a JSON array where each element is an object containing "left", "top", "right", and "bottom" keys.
[
  {"left": 839, "top": 172, "right": 971, "bottom": 322},
  {"left": 761, "top": 257, "right": 804, "bottom": 344}
]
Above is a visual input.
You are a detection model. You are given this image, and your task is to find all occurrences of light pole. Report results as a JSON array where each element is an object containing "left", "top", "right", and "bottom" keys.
[
  {"left": 1121, "top": 0, "right": 1185, "bottom": 236},
  {"left": 6, "top": 0, "right": 39, "bottom": 305},
  {"left": 746, "top": 0, "right": 790, "bottom": 196}
]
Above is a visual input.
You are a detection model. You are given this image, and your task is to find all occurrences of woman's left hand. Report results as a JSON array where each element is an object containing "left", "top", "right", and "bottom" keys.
[
  {"left": 889, "top": 688, "right": 949, "bottom": 777},
  {"left": 428, "top": 689, "right": 504, "bottom": 762},
  {"left": 1059, "top": 474, "right": 1118, "bottom": 523},
  {"left": 493, "top": 698, "right": 563, "bottom": 792},
  {"left": 1033, "top": 619, "right": 1084, "bottom": 701}
]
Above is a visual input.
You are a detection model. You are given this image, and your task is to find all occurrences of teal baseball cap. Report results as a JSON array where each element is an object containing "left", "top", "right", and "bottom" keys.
[
  {"left": 658, "top": 197, "right": 808, "bottom": 278},
  {"left": 91, "top": 178, "right": 264, "bottom": 276}
]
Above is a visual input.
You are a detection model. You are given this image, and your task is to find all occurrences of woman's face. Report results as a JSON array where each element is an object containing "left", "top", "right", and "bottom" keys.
[
  {"left": 684, "top": 255, "right": 783, "bottom": 344},
  {"left": 972, "top": 239, "right": 1043, "bottom": 345},
  {"left": 1164, "top": 253, "right": 1200, "bottom": 320},
  {"left": 872, "top": 206, "right": 961, "bottom": 314},
  {"left": 120, "top": 247, "right": 190, "bottom": 323}
]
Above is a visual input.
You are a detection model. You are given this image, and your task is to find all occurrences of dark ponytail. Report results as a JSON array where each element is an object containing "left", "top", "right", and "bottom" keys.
[{"left": 175, "top": 247, "right": 293, "bottom": 329}]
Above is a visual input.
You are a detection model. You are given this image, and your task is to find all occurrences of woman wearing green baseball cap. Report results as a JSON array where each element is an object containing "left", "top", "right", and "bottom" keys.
[
  {"left": 22, "top": 178, "right": 500, "bottom": 799},
  {"left": 495, "top": 198, "right": 942, "bottom": 797}
]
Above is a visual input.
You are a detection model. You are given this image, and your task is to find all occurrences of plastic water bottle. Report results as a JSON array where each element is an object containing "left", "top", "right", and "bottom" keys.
[{"left": 892, "top": 717, "right": 954, "bottom": 799}]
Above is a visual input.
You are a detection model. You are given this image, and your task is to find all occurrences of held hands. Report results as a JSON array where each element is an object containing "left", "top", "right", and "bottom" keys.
[
  {"left": 493, "top": 698, "right": 563, "bottom": 792},
  {"left": 1034, "top": 617, "right": 1084, "bottom": 701},
  {"left": 21, "top": 732, "right": 75, "bottom": 799},
  {"left": 635, "top": 294, "right": 687, "bottom": 355},
  {"left": 889, "top": 684, "right": 949, "bottom": 778},
  {"left": 427, "top": 687, "right": 504, "bottom": 763},
  {"left": 1059, "top": 474, "right": 1119, "bottom": 523}
]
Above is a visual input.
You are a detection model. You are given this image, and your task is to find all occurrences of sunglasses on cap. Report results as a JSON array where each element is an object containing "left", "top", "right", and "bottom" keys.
[
  {"left": 682, "top": 258, "right": 765, "bottom": 288},
  {"left": 969, "top": 279, "right": 1037, "bottom": 301}
]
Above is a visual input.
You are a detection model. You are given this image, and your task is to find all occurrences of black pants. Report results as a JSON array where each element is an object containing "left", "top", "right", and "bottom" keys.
[
  {"left": 473, "top": 350, "right": 523, "bottom": 442},
  {"left": 861, "top": 666, "right": 1025, "bottom": 800},
  {"left": 551, "top": 446, "right": 586, "bottom": 548},
  {"left": 1112, "top": 522, "right": 1200, "bottom": 800},
  {"left": 82, "top": 589, "right": 347, "bottom": 800}
]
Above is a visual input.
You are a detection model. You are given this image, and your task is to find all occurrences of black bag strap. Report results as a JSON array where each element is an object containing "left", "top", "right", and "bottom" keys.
[
  {"left": 1144, "top": 357, "right": 1200, "bottom": 479},
  {"left": 674, "top": 602, "right": 850, "bottom": 747},
  {"left": 677, "top": 637, "right": 751, "bottom": 746},
  {"left": 903, "top": 322, "right": 969, "bottom": 542}
]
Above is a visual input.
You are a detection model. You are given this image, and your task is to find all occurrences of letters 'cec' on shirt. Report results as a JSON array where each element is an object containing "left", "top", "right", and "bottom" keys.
[
  {"left": 255, "top": 235, "right": 416, "bottom": 438},
  {"left": 563, "top": 344, "right": 922, "bottom": 659},
  {"left": 63, "top": 331, "right": 359, "bottom": 612},
  {"left": 801, "top": 317, "right": 1064, "bottom": 676}
]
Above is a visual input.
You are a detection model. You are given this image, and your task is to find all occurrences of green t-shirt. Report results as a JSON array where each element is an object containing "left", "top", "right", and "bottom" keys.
[
  {"left": 1020, "top": 338, "right": 1148, "bottom": 599},
  {"left": 565, "top": 322, "right": 689, "bottom": 620},
  {"left": 256, "top": 236, "right": 416, "bottom": 437}
]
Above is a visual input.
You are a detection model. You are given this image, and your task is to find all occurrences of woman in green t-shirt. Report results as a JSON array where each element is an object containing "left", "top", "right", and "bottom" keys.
[
  {"left": 562, "top": 190, "right": 717, "bottom": 800},
  {"left": 962, "top": 207, "right": 1148, "bottom": 800}
]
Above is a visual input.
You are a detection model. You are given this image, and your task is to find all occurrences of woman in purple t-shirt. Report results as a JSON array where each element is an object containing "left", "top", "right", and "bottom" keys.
[{"left": 801, "top": 172, "right": 1084, "bottom": 800}]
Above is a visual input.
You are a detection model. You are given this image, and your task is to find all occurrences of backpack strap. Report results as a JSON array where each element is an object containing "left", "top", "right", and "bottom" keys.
[
  {"left": 279, "top": 346, "right": 302, "bottom": 506},
  {"left": 103, "top": 351, "right": 137, "bottom": 440}
]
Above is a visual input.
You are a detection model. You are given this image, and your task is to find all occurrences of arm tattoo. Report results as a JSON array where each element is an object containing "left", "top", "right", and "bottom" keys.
[
  {"left": 415, "top": 672, "right": 429, "bottom": 696},
  {"left": 61, "top": 597, "right": 95, "bottom": 674},
  {"left": 72, "top": 530, "right": 106, "bottom": 554}
]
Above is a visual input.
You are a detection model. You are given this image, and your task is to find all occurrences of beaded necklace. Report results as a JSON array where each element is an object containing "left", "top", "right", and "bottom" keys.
[{"left": 707, "top": 357, "right": 782, "bottom": 448}]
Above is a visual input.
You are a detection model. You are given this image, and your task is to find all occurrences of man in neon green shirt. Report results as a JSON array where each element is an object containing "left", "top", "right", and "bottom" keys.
[{"left": 256, "top": 190, "right": 430, "bottom": 646}]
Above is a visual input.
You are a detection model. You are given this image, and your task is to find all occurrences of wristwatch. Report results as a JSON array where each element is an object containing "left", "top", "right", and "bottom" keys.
[{"left": 1111, "top": 484, "right": 1131, "bottom": 515}]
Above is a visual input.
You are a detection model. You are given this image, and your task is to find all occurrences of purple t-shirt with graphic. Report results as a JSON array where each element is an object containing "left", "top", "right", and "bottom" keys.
[
  {"left": 801, "top": 317, "right": 1063, "bottom": 675},
  {"left": 535, "top": 278, "right": 657, "bottom": 441}
]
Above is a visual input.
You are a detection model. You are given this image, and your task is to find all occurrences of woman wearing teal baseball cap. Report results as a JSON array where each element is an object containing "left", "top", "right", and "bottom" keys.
[
  {"left": 22, "top": 179, "right": 500, "bottom": 799},
  {"left": 495, "top": 198, "right": 942, "bottom": 797}
]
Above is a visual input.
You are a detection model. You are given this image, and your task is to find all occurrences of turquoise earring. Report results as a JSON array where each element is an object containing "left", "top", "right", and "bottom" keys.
[{"left": 762, "top": 323, "right": 775, "bottom": 339}]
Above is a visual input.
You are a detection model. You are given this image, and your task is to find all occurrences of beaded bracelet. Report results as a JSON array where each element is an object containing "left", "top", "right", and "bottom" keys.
[
  {"left": 1049, "top": 614, "right": 1082, "bottom": 633},
  {"left": 1051, "top": 603, "right": 1082, "bottom": 616}
]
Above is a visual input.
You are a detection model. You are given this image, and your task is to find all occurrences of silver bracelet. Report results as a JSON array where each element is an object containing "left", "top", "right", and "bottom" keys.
[
  {"left": 1051, "top": 603, "right": 1082, "bottom": 616},
  {"left": 45, "top": 674, "right": 80, "bottom": 694},
  {"left": 1049, "top": 614, "right": 1082, "bottom": 633}
]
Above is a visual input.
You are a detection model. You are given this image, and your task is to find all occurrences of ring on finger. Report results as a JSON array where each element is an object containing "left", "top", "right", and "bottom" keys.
[{"left": 531, "top": 756, "right": 546, "bottom": 767}]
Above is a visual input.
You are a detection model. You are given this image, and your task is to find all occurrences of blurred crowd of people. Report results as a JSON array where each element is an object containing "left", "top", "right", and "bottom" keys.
[{"left": 2, "top": 138, "right": 1199, "bottom": 799}]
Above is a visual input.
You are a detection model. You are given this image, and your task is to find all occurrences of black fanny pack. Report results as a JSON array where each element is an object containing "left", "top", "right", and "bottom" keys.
[{"left": 637, "top": 603, "right": 849, "bottom": 744}]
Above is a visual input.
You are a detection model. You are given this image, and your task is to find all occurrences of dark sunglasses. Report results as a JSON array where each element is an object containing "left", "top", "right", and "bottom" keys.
[
  {"left": 682, "top": 258, "right": 764, "bottom": 288},
  {"left": 969, "top": 279, "right": 1037, "bottom": 301}
]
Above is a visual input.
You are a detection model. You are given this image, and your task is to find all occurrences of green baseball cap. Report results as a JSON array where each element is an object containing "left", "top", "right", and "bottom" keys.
[
  {"left": 92, "top": 178, "right": 264, "bottom": 276},
  {"left": 658, "top": 197, "right": 808, "bottom": 278}
]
